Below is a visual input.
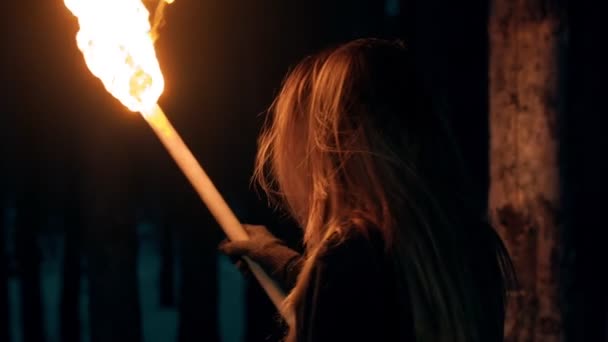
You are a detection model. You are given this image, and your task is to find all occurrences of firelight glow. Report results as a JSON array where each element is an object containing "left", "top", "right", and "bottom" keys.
[
  {"left": 64, "top": 0, "right": 170, "bottom": 114},
  {"left": 63, "top": 0, "right": 290, "bottom": 320}
]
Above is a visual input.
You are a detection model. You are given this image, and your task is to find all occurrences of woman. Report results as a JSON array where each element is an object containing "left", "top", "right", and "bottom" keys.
[{"left": 219, "top": 38, "right": 514, "bottom": 342}]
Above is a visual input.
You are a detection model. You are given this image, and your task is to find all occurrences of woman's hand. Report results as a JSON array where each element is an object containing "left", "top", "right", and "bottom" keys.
[{"left": 218, "top": 224, "right": 302, "bottom": 291}]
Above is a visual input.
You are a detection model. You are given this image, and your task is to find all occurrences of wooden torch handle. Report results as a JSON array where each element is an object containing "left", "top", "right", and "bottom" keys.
[{"left": 143, "top": 105, "right": 293, "bottom": 325}]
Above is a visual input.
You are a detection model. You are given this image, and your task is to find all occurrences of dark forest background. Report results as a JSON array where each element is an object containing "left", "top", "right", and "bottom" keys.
[{"left": 0, "top": 0, "right": 606, "bottom": 341}]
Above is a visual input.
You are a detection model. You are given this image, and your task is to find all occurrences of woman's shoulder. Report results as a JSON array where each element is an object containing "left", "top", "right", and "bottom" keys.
[
  {"left": 297, "top": 226, "right": 401, "bottom": 342},
  {"left": 317, "top": 226, "right": 387, "bottom": 267}
]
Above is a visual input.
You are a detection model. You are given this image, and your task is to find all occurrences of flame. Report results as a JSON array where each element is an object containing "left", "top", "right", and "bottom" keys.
[{"left": 64, "top": 0, "right": 172, "bottom": 114}]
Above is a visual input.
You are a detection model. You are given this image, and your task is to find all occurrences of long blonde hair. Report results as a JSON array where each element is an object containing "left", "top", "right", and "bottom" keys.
[{"left": 255, "top": 38, "right": 513, "bottom": 341}]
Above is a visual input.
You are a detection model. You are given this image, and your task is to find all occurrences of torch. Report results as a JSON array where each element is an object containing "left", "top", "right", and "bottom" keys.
[{"left": 63, "top": 0, "right": 291, "bottom": 324}]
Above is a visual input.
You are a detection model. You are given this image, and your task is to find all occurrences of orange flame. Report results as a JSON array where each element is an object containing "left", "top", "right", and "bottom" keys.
[{"left": 64, "top": 0, "right": 172, "bottom": 115}]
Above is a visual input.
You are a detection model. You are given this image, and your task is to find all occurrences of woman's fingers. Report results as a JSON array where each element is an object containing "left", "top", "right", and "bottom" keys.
[
  {"left": 243, "top": 224, "right": 271, "bottom": 237},
  {"left": 219, "top": 224, "right": 281, "bottom": 263},
  {"left": 218, "top": 239, "right": 252, "bottom": 257},
  {"left": 243, "top": 224, "right": 277, "bottom": 240},
  {"left": 243, "top": 224, "right": 267, "bottom": 231}
]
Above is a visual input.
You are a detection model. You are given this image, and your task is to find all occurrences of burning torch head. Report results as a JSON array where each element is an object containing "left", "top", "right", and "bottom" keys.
[{"left": 64, "top": 0, "right": 167, "bottom": 114}]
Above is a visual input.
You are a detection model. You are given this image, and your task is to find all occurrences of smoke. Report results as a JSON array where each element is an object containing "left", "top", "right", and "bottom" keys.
[{"left": 150, "top": 0, "right": 173, "bottom": 41}]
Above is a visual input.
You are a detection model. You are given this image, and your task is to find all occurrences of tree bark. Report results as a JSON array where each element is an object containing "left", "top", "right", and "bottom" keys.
[{"left": 489, "top": 0, "right": 566, "bottom": 341}]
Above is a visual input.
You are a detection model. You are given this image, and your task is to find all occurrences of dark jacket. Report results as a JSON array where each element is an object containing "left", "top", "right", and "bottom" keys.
[
  {"left": 273, "top": 223, "right": 508, "bottom": 342},
  {"left": 277, "top": 229, "right": 410, "bottom": 342}
]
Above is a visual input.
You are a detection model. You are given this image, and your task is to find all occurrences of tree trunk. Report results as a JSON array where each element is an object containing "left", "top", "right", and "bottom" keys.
[
  {"left": 0, "top": 201, "right": 9, "bottom": 342},
  {"left": 81, "top": 120, "right": 142, "bottom": 342},
  {"left": 488, "top": 0, "right": 566, "bottom": 341},
  {"left": 15, "top": 192, "right": 46, "bottom": 342},
  {"left": 159, "top": 221, "right": 175, "bottom": 308},
  {"left": 84, "top": 191, "right": 142, "bottom": 342},
  {"left": 177, "top": 209, "right": 220, "bottom": 342},
  {"left": 60, "top": 186, "right": 82, "bottom": 342}
]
